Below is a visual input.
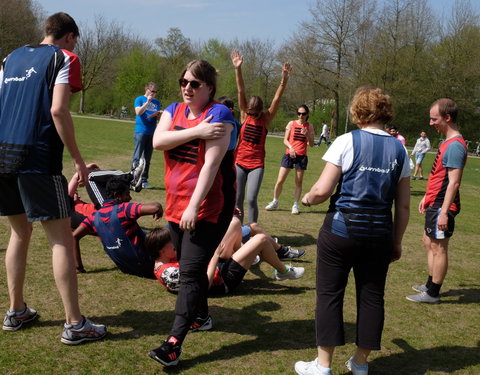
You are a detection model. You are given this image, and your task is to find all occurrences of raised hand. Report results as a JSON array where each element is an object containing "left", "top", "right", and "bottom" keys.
[{"left": 231, "top": 49, "right": 243, "bottom": 69}]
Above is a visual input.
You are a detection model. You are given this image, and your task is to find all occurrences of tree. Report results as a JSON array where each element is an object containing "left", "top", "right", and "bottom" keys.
[
  {"left": 296, "top": 0, "right": 373, "bottom": 136},
  {"left": 0, "top": 0, "right": 43, "bottom": 60},
  {"left": 75, "top": 16, "right": 133, "bottom": 113}
]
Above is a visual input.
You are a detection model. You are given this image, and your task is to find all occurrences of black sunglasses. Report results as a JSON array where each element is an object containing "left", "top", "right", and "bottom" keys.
[
  {"left": 179, "top": 78, "right": 202, "bottom": 89},
  {"left": 297, "top": 112, "right": 308, "bottom": 116}
]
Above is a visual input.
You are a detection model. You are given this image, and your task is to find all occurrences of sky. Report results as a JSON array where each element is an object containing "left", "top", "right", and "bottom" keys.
[{"left": 36, "top": 0, "right": 479, "bottom": 46}]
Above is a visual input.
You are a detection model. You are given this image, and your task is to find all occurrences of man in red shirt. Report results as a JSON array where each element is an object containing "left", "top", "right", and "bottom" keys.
[{"left": 407, "top": 98, "right": 467, "bottom": 304}]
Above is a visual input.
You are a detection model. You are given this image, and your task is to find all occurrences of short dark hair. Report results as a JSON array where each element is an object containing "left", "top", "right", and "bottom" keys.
[
  {"left": 45, "top": 12, "right": 79, "bottom": 40},
  {"left": 218, "top": 96, "right": 234, "bottom": 110},
  {"left": 431, "top": 98, "right": 458, "bottom": 122},
  {"left": 105, "top": 176, "right": 130, "bottom": 199},
  {"left": 144, "top": 227, "right": 172, "bottom": 260}
]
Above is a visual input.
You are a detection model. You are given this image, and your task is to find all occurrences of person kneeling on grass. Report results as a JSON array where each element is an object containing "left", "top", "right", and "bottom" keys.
[
  {"left": 145, "top": 217, "right": 305, "bottom": 333},
  {"left": 72, "top": 176, "right": 163, "bottom": 279}
]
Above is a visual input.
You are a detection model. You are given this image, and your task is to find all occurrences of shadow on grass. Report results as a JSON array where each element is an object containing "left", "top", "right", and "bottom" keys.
[
  {"left": 274, "top": 231, "right": 317, "bottom": 247},
  {"left": 440, "top": 286, "right": 480, "bottom": 304},
  {"left": 212, "top": 276, "right": 313, "bottom": 297},
  {"left": 365, "top": 338, "right": 480, "bottom": 375},
  {"left": 79, "top": 266, "right": 119, "bottom": 274},
  {"left": 163, "top": 301, "right": 356, "bottom": 372}
]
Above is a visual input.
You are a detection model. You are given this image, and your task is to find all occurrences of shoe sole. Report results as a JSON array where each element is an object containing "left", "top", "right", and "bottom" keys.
[
  {"left": 2, "top": 312, "right": 38, "bottom": 331},
  {"left": 148, "top": 351, "right": 180, "bottom": 366},
  {"left": 61, "top": 331, "right": 107, "bottom": 345}
]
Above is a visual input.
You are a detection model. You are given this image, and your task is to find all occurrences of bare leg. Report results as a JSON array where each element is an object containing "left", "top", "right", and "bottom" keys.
[
  {"left": 5, "top": 214, "right": 33, "bottom": 311},
  {"left": 273, "top": 167, "right": 290, "bottom": 200},
  {"left": 41, "top": 218, "right": 83, "bottom": 325},
  {"left": 317, "top": 346, "right": 335, "bottom": 368},
  {"left": 428, "top": 237, "right": 449, "bottom": 284},
  {"left": 414, "top": 164, "right": 420, "bottom": 177},
  {"left": 249, "top": 222, "right": 281, "bottom": 251},
  {"left": 418, "top": 163, "right": 424, "bottom": 177},
  {"left": 294, "top": 169, "right": 304, "bottom": 203},
  {"left": 231, "top": 234, "right": 286, "bottom": 272},
  {"left": 352, "top": 347, "right": 371, "bottom": 366}
]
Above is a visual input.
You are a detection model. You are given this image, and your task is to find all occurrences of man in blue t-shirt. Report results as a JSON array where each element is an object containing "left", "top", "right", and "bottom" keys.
[{"left": 132, "top": 82, "right": 162, "bottom": 189}]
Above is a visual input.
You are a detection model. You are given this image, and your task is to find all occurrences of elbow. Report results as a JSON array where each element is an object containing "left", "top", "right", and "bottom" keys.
[{"left": 50, "top": 105, "right": 69, "bottom": 119}]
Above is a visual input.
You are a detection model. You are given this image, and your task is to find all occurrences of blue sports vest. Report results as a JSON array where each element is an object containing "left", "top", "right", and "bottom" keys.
[
  {"left": 325, "top": 129, "right": 407, "bottom": 239},
  {"left": 93, "top": 205, "right": 155, "bottom": 279},
  {"left": 0, "top": 45, "right": 62, "bottom": 173}
]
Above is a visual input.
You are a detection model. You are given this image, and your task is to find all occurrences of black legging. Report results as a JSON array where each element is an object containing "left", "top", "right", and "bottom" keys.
[
  {"left": 315, "top": 228, "right": 393, "bottom": 350},
  {"left": 168, "top": 218, "right": 229, "bottom": 342}
]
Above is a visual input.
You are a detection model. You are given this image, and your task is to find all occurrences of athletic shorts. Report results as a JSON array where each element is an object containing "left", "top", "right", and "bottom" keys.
[
  {"left": 241, "top": 225, "right": 251, "bottom": 244},
  {"left": 218, "top": 258, "right": 247, "bottom": 294},
  {"left": 0, "top": 174, "right": 71, "bottom": 222},
  {"left": 415, "top": 153, "right": 426, "bottom": 164},
  {"left": 424, "top": 206, "right": 457, "bottom": 239},
  {"left": 281, "top": 154, "right": 308, "bottom": 170}
]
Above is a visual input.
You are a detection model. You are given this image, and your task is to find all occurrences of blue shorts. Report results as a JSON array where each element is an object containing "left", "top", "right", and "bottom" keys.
[
  {"left": 0, "top": 174, "right": 71, "bottom": 222},
  {"left": 424, "top": 206, "right": 457, "bottom": 239},
  {"left": 415, "top": 153, "right": 426, "bottom": 164},
  {"left": 281, "top": 154, "right": 308, "bottom": 170},
  {"left": 241, "top": 225, "right": 251, "bottom": 243}
]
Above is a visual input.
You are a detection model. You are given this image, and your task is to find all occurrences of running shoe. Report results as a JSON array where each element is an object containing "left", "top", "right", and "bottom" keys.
[
  {"left": 406, "top": 291, "right": 440, "bottom": 304},
  {"left": 295, "top": 358, "right": 332, "bottom": 375},
  {"left": 189, "top": 315, "right": 213, "bottom": 332},
  {"left": 265, "top": 200, "right": 279, "bottom": 211},
  {"left": 142, "top": 181, "right": 153, "bottom": 189},
  {"left": 149, "top": 336, "right": 182, "bottom": 366},
  {"left": 130, "top": 158, "right": 145, "bottom": 192},
  {"left": 345, "top": 357, "right": 369, "bottom": 375},
  {"left": 61, "top": 317, "right": 107, "bottom": 345},
  {"left": 277, "top": 245, "right": 306, "bottom": 260},
  {"left": 412, "top": 284, "right": 428, "bottom": 293},
  {"left": 2, "top": 304, "right": 38, "bottom": 331},
  {"left": 292, "top": 204, "right": 300, "bottom": 215},
  {"left": 274, "top": 265, "right": 305, "bottom": 281}
]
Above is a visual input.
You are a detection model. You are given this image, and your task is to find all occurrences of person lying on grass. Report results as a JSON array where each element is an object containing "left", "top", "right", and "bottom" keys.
[
  {"left": 72, "top": 176, "right": 163, "bottom": 278},
  {"left": 144, "top": 217, "right": 305, "bottom": 299}
]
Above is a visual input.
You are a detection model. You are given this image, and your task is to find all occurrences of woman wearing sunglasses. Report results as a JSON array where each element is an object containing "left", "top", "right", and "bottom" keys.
[
  {"left": 231, "top": 49, "right": 292, "bottom": 224},
  {"left": 149, "top": 60, "right": 236, "bottom": 367},
  {"left": 265, "top": 104, "right": 315, "bottom": 215}
]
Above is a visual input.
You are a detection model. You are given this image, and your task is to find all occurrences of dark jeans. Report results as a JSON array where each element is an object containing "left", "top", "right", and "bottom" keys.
[
  {"left": 132, "top": 132, "right": 153, "bottom": 183},
  {"left": 168, "top": 219, "right": 229, "bottom": 342},
  {"left": 315, "top": 228, "right": 392, "bottom": 350}
]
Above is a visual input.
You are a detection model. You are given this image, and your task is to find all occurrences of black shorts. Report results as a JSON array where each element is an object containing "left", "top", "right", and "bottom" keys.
[
  {"left": 424, "top": 206, "right": 457, "bottom": 239},
  {"left": 281, "top": 154, "right": 308, "bottom": 170},
  {"left": 0, "top": 174, "right": 71, "bottom": 222},
  {"left": 218, "top": 258, "right": 247, "bottom": 294}
]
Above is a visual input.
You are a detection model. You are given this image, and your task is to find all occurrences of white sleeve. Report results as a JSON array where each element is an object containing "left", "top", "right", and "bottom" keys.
[{"left": 322, "top": 133, "right": 353, "bottom": 173}]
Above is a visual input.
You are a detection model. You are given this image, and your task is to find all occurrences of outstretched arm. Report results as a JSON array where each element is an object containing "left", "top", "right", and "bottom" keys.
[
  {"left": 264, "top": 62, "right": 292, "bottom": 128},
  {"left": 231, "top": 50, "right": 248, "bottom": 122},
  {"left": 140, "top": 202, "right": 164, "bottom": 221}
]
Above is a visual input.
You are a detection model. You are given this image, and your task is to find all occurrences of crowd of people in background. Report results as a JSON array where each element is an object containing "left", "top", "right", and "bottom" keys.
[{"left": 0, "top": 11, "right": 469, "bottom": 375}]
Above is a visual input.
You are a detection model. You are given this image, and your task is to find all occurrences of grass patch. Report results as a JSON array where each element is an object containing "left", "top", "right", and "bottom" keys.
[{"left": 1, "top": 117, "right": 479, "bottom": 374}]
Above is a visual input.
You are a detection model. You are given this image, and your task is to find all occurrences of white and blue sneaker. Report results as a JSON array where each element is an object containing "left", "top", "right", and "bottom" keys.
[
  {"left": 345, "top": 357, "right": 368, "bottom": 375},
  {"left": 295, "top": 359, "right": 332, "bottom": 375}
]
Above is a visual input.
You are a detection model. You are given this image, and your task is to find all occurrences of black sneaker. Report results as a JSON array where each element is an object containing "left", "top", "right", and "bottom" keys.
[
  {"left": 149, "top": 336, "right": 182, "bottom": 366},
  {"left": 189, "top": 315, "right": 213, "bottom": 332},
  {"left": 277, "top": 245, "right": 306, "bottom": 260}
]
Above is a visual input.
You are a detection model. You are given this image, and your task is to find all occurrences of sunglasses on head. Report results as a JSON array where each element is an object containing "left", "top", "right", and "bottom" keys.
[
  {"left": 297, "top": 112, "right": 308, "bottom": 116},
  {"left": 179, "top": 78, "right": 202, "bottom": 89}
]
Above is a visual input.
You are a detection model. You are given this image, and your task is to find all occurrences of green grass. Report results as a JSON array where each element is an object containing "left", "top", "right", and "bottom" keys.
[{"left": 1, "top": 117, "right": 479, "bottom": 374}]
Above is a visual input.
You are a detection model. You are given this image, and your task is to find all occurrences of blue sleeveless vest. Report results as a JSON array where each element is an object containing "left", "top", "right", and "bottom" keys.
[
  {"left": 326, "top": 129, "right": 406, "bottom": 239},
  {"left": 0, "top": 45, "right": 61, "bottom": 173},
  {"left": 93, "top": 205, "right": 155, "bottom": 279}
]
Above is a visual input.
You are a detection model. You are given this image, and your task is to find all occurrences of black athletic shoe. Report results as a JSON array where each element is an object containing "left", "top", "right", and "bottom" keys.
[
  {"left": 277, "top": 245, "right": 306, "bottom": 260},
  {"left": 189, "top": 315, "right": 213, "bottom": 332},
  {"left": 149, "top": 336, "right": 182, "bottom": 366}
]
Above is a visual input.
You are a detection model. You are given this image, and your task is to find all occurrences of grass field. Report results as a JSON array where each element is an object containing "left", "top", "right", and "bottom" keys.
[{"left": 0, "top": 116, "right": 479, "bottom": 375}]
